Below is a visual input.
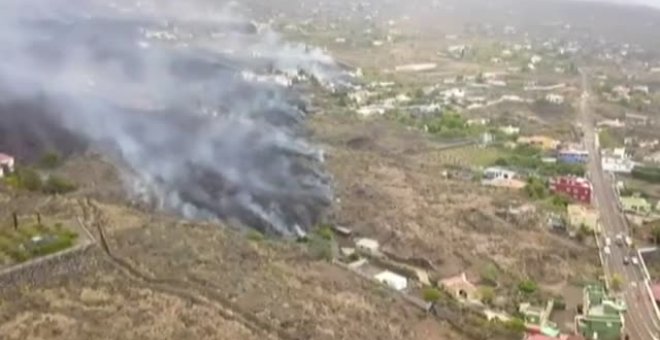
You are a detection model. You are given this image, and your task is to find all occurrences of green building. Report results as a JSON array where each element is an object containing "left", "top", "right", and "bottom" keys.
[
  {"left": 576, "top": 285, "right": 626, "bottom": 340},
  {"left": 620, "top": 196, "right": 652, "bottom": 215},
  {"left": 519, "top": 301, "right": 561, "bottom": 337}
]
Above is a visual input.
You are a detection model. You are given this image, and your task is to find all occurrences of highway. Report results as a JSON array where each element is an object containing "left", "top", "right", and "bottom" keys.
[{"left": 579, "top": 71, "right": 660, "bottom": 340}]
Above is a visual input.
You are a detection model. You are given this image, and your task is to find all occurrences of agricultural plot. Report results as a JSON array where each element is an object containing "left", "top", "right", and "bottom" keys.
[
  {"left": 431, "top": 146, "right": 506, "bottom": 168},
  {"left": 0, "top": 220, "right": 78, "bottom": 266}
]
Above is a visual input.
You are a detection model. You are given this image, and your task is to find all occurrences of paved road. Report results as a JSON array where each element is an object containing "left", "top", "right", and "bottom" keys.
[{"left": 579, "top": 70, "right": 660, "bottom": 340}]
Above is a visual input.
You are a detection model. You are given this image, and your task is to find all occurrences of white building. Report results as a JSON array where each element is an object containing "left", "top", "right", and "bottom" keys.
[
  {"left": 0, "top": 153, "right": 15, "bottom": 178},
  {"left": 355, "top": 238, "right": 380, "bottom": 254},
  {"left": 483, "top": 167, "right": 517, "bottom": 180},
  {"left": 545, "top": 94, "right": 565, "bottom": 104},
  {"left": 602, "top": 148, "right": 635, "bottom": 174},
  {"left": 602, "top": 157, "right": 635, "bottom": 174},
  {"left": 374, "top": 270, "right": 408, "bottom": 291},
  {"left": 442, "top": 88, "right": 465, "bottom": 100},
  {"left": 499, "top": 125, "right": 520, "bottom": 136}
]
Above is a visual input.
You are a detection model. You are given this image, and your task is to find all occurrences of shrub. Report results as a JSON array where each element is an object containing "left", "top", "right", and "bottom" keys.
[
  {"left": 423, "top": 287, "right": 442, "bottom": 302},
  {"left": 16, "top": 168, "right": 43, "bottom": 191},
  {"left": 479, "top": 263, "right": 500, "bottom": 286},
  {"left": 316, "top": 224, "right": 334, "bottom": 241},
  {"left": 43, "top": 176, "right": 77, "bottom": 194},
  {"left": 479, "top": 286, "right": 495, "bottom": 305},
  {"left": 504, "top": 318, "right": 526, "bottom": 333},
  {"left": 247, "top": 230, "right": 264, "bottom": 242},
  {"left": 518, "top": 279, "right": 538, "bottom": 295},
  {"left": 39, "top": 151, "right": 61, "bottom": 169},
  {"left": 553, "top": 298, "right": 566, "bottom": 311}
]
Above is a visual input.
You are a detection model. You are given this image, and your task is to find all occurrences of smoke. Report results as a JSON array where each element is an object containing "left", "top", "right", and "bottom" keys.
[{"left": 0, "top": 0, "right": 346, "bottom": 236}]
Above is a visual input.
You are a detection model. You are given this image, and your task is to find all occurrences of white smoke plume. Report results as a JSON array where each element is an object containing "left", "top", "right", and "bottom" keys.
[{"left": 0, "top": 0, "right": 345, "bottom": 236}]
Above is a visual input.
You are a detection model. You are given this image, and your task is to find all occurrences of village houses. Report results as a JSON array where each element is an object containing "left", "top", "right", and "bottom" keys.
[{"left": 0, "top": 153, "right": 15, "bottom": 178}]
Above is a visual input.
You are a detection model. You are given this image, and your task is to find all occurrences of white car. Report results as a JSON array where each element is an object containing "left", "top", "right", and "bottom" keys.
[
  {"left": 632, "top": 257, "right": 639, "bottom": 265},
  {"left": 625, "top": 236, "right": 633, "bottom": 247},
  {"left": 605, "top": 237, "right": 612, "bottom": 247},
  {"left": 604, "top": 246, "right": 611, "bottom": 256}
]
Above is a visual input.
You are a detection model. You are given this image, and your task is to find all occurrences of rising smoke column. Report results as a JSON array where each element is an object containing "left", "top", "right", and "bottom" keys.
[{"left": 0, "top": 0, "right": 344, "bottom": 236}]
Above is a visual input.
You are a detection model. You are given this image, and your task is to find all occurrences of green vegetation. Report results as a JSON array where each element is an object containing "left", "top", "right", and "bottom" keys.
[
  {"left": 576, "top": 223, "right": 592, "bottom": 243},
  {"left": 3, "top": 167, "right": 77, "bottom": 195},
  {"left": 246, "top": 230, "right": 264, "bottom": 242},
  {"left": 553, "top": 297, "right": 566, "bottom": 311},
  {"left": 523, "top": 176, "right": 570, "bottom": 211},
  {"left": 598, "top": 129, "right": 623, "bottom": 149},
  {"left": 0, "top": 221, "right": 78, "bottom": 264},
  {"left": 423, "top": 287, "right": 442, "bottom": 302},
  {"left": 441, "top": 146, "right": 506, "bottom": 168},
  {"left": 423, "top": 112, "right": 476, "bottom": 139},
  {"left": 651, "top": 224, "right": 660, "bottom": 245},
  {"left": 479, "top": 286, "right": 495, "bottom": 305},
  {"left": 611, "top": 273, "right": 623, "bottom": 291},
  {"left": 315, "top": 224, "right": 334, "bottom": 241},
  {"left": 504, "top": 318, "right": 527, "bottom": 333},
  {"left": 479, "top": 263, "right": 500, "bottom": 286},
  {"left": 43, "top": 176, "right": 77, "bottom": 194},
  {"left": 518, "top": 279, "right": 538, "bottom": 295},
  {"left": 493, "top": 145, "right": 585, "bottom": 177},
  {"left": 39, "top": 151, "right": 62, "bottom": 169},
  {"left": 525, "top": 177, "right": 548, "bottom": 200},
  {"left": 632, "top": 166, "right": 660, "bottom": 184}
]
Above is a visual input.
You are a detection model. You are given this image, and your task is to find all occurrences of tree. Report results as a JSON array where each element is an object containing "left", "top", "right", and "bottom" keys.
[
  {"left": 39, "top": 151, "right": 61, "bottom": 169},
  {"left": 651, "top": 225, "right": 660, "bottom": 245},
  {"left": 423, "top": 287, "right": 442, "bottom": 302},
  {"left": 17, "top": 168, "right": 43, "bottom": 192},
  {"left": 43, "top": 176, "right": 77, "bottom": 195},
  {"left": 518, "top": 279, "right": 538, "bottom": 295},
  {"left": 525, "top": 177, "right": 548, "bottom": 200},
  {"left": 479, "top": 263, "right": 500, "bottom": 286},
  {"left": 479, "top": 286, "right": 495, "bottom": 305},
  {"left": 611, "top": 273, "right": 623, "bottom": 291},
  {"left": 504, "top": 318, "right": 526, "bottom": 333}
]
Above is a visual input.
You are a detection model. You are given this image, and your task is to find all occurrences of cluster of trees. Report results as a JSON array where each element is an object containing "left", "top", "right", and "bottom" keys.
[
  {"left": 6, "top": 168, "right": 77, "bottom": 195},
  {"left": 2, "top": 151, "right": 77, "bottom": 195},
  {"left": 632, "top": 166, "right": 660, "bottom": 184},
  {"left": 493, "top": 145, "right": 585, "bottom": 177}
]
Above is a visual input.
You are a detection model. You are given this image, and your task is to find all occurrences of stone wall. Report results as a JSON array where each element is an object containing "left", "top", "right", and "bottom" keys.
[{"left": 0, "top": 242, "right": 95, "bottom": 291}]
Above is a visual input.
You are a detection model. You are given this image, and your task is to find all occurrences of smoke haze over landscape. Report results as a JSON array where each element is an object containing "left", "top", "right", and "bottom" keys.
[{"left": 0, "top": 0, "right": 345, "bottom": 236}]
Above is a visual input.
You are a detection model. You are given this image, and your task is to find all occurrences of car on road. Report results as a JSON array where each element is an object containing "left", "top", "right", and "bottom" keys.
[
  {"left": 632, "top": 256, "right": 639, "bottom": 265},
  {"left": 625, "top": 236, "right": 633, "bottom": 247},
  {"left": 623, "top": 256, "right": 630, "bottom": 265},
  {"left": 616, "top": 234, "right": 624, "bottom": 246},
  {"left": 604, "top": 246, "right": 611, "bottom": 256},
  {"left": 605, "top": 237, "right": 611, "bottom": 247}
]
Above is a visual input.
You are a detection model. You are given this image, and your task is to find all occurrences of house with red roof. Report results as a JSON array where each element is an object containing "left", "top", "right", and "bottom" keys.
[{"left": 0, "top": 153, "right": 15, "bottom": 178}]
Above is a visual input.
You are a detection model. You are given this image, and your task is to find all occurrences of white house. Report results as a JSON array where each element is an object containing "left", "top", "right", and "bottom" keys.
[
  {"left": 602, "top": 157, "right": 635, "bottom": 174},
  {"left": 602, "top": 148, "right": 635, "bottom": 174},
  {"left": 374, "top": 270, "right": 408, "bottom": 291},
  {"left": 545, "top": 94, "right": 564, "bottom": 104},
  {"left": 355, "top": 238, "right": 380, "bottom": 254},
  {"left": 442, "top": 88, "right": 465, "bottom": 101},
  {"left": 483, "top": 167, "right": 517, "bottom": 180},
  {"left": 0, "top": 153, "right": 15, "bottom": 178},
  {"left": 499, "top": 125, "right": 520, "bottom": 136}
]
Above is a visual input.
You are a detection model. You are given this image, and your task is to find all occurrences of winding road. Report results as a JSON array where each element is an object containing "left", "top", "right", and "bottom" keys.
[{"left": 579, "top": 70, "right": 660, "bottom": 340}]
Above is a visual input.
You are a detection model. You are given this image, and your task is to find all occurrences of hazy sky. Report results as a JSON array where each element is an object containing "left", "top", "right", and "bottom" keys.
[{"left": 589, "top": 0, "right": 660, "bottom": 8}]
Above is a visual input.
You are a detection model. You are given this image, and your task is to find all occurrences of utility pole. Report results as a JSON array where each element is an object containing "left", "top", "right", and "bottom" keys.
[{"left": 12, "top": 211, "right": 18, "bottom": 230}]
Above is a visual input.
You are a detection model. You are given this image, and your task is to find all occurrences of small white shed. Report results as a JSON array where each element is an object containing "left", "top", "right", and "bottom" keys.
[{"left": 374, "top": 271, "right": 408, "bottom": 291}]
